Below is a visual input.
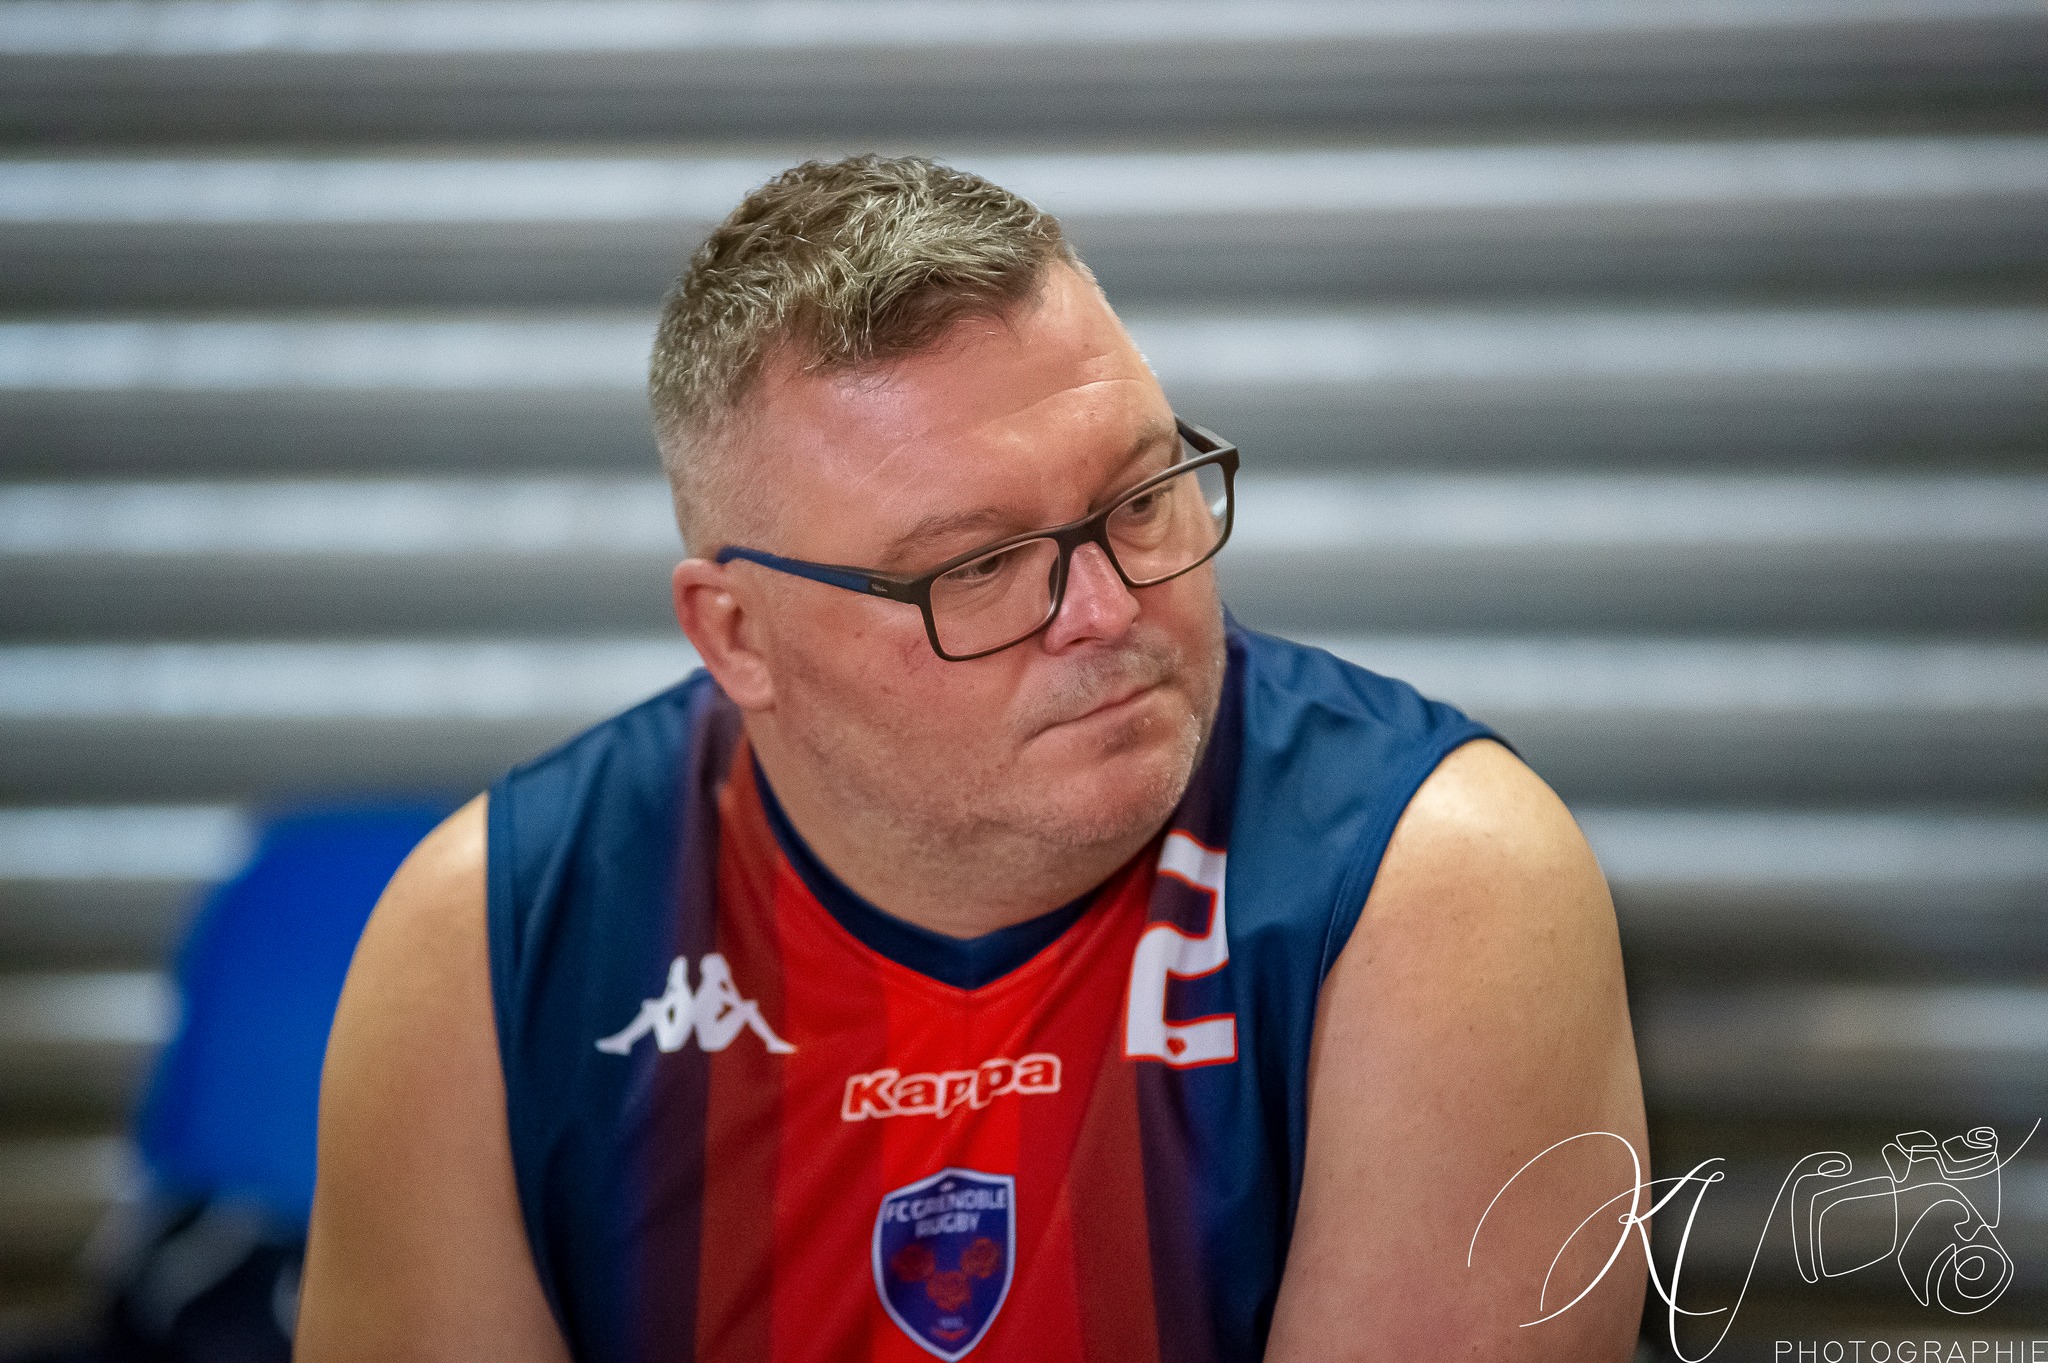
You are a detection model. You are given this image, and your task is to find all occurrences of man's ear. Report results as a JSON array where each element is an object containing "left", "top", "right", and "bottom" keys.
[{"left": 673, "top": 558, "right": 775, "bottom": 709}]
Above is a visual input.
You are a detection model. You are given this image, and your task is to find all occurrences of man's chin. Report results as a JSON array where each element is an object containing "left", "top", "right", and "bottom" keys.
[{"left": 1012, "top": 721, "right": 1201, "bottom": 852}]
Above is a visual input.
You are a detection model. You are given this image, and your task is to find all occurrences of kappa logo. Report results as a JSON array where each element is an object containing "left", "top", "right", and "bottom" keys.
[
  {"left": 594, "top": 953, "right": 794, "bottom": 1057},
  {"left": 842, "top": 1053, "right": 1061, "bottom": 1122}
]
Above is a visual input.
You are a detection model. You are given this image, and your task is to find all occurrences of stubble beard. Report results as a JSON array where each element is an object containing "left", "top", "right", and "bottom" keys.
[{"left": 784, "top": 623, "right": 1224, "bottom": 876}]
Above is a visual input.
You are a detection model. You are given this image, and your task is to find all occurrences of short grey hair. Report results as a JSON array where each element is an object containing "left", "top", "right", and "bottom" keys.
[{"left": 648, "top": 154, "right": 1084, "bottom": 552}]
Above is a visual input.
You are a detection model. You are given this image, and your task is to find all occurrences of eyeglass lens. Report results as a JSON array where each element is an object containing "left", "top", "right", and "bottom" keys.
[{"left": 926, "top": 456, "right": 1231, "bottom": 658}]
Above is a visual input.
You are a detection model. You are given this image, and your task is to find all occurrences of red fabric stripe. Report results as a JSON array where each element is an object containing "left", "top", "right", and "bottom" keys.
[
  {"left": 1011, "top": 862, "right": 1160, "bottom": 1362},
  {"left": 1065, "top": 1004, "right": 1161, "bottom": 1362},
  {"left": 694, "top": 750, "right": 802, "bottom": 1358}
]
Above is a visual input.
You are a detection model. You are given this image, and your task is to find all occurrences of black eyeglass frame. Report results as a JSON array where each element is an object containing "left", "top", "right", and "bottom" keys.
[{"left": 714, "top": 417, "right": 1239, "bottom": 661}]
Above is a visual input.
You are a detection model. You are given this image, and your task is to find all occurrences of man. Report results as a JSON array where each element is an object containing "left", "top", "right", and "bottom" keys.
[{"left": 298, "top": 155, "right": 1647, "bottom": 1361}]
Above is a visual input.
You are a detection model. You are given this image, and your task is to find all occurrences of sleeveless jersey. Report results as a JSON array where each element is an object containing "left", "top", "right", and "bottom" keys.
[{"left": 487, "top": 622, "right": 1495, "bottom": 1362}]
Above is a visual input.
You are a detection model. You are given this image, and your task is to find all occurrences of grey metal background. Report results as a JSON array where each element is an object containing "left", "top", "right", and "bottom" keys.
[{"left": 1, "top": 2, "right": 2045, "bottom": 1357}]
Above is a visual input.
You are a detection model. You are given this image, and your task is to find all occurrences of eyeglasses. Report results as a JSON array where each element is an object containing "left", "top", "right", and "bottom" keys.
[{"left": 715, "top": 417, "right": 1238, "bottom": 661}]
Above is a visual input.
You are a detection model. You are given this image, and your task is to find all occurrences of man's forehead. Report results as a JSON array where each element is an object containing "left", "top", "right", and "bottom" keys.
[
  {"left": 745, "top": 273, "right": 1166, "bottom": 500},
  {"left": 866, "top": 417, "right": 1181, "bottom": 567}
]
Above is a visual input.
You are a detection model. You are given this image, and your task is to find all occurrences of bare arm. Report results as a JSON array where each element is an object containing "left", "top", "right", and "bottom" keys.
[
  {"left": 297, "top": 795, "right": 572, "bottom": 1363},
  {"left": 1265, "top": 740, "right": 1649, "bottom": 1361}
]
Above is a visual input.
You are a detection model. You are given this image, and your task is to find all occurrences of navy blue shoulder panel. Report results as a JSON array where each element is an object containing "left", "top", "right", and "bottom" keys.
[
  {"left": 1173, "top": 624, "right": 1499, "bottom": 1358},
  {"left": 486, "top": 671, "right": 732, "bottom": 1356},
  {"left": 1226, "top": 625, "right": 1501, "bottom": 981}
]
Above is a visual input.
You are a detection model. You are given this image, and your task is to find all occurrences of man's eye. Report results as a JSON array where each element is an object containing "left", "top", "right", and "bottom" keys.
[
  {"left": 945, "top": 547, "right": 1019, "bottom": 585},
  {"left": 1110, "top": 488, "right": 1175, "bottom": 535}
]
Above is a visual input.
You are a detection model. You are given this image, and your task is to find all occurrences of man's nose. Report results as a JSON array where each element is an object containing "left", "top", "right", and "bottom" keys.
[{"left": 1042, "top": 540, "right": 1140, "bottom": 650}]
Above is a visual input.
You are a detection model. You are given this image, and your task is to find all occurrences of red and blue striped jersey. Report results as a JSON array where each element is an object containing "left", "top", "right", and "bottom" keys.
[{"left": 487, "top": 623, "right": 1494, "bottom": 1361}]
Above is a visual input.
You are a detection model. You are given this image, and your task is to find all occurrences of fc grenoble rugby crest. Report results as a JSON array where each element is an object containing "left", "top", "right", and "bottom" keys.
[{"left": 873, "top": 1168, "right": 1015, "bottom": 1360}]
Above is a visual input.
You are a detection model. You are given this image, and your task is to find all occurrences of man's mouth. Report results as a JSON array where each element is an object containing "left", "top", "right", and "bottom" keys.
[
  {"left": 1019, "top": 633, "right": 1183, "bottom": 740},
  {"left": 1052, "top": 680, "right": 1158, "bottom": 730}
]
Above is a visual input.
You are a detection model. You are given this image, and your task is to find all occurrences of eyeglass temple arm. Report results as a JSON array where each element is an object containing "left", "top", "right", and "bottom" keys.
[
  {"left": 1176, "top": 416, "right": 1229, "bottom": 455},
  {"left": 713, "top": 545, "right": 919, "bottom": 599}
]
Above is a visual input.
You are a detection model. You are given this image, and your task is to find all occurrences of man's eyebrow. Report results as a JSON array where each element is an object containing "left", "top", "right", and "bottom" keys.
[
  {"left": 875, "top": 506, "right": 1016, "bottom": 569},
  {"left": 873, "top": 421, "right": 1181, "bottom": 570},
  {"left": 1117, "top": 421, "right": 1182, "bottom": 475}
]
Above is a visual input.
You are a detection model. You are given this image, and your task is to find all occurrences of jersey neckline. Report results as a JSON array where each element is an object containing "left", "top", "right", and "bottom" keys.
[{"left": 751, "top": 756, "right": 1097, "bottom": 991}]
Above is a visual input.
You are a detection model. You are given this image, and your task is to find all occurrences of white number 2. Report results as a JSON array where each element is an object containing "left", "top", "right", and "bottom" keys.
[{"left": 1123, "top": 832, "right": 1238, "bottom": 1068}]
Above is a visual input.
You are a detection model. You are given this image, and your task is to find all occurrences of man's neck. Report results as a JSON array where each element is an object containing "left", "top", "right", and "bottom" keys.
[{"left": 745, "top": 733, "right": 1154, "bottom": 941}]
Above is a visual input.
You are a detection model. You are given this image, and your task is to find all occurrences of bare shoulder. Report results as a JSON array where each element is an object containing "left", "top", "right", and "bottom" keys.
[
  {"left": 1367, "top": 738, "right": 1612, "bottom": 956},
  {"left": 297, "top": 795, "right": 570, "bottom": 1363},
  {"left": 1264, "top": 739, "right": 1649, "bottom": 1362},
  {"left": 338, "top": 793, "right": 491, "bottom": 1005}
]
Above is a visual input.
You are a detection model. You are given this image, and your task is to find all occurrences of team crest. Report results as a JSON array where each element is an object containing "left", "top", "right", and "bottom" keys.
[{"left": 872, "top": 1168, "right": 1016, "bottom": 1360}]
